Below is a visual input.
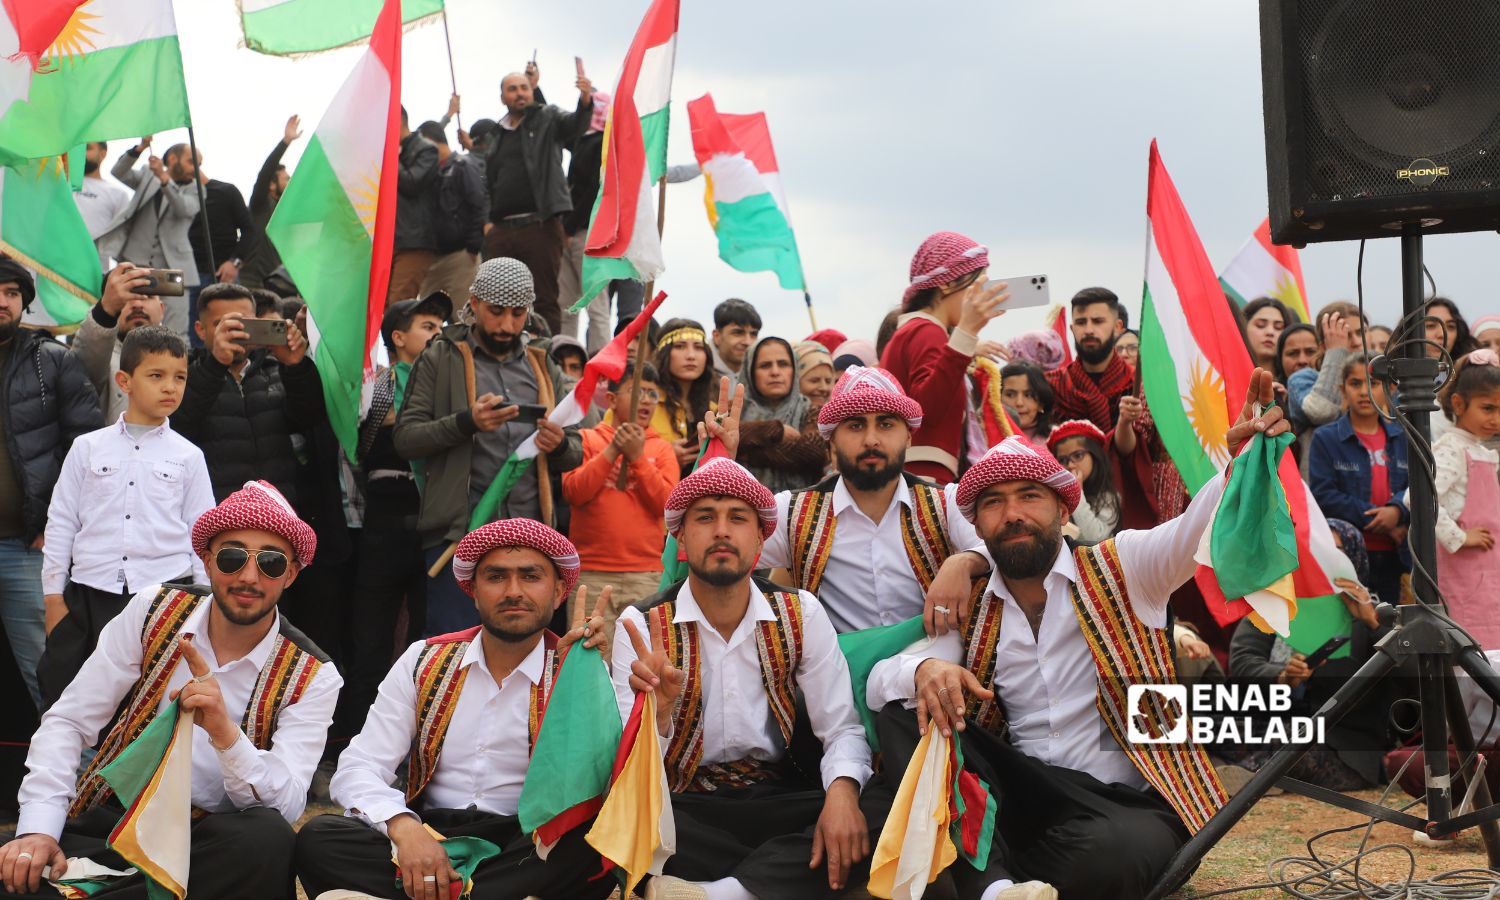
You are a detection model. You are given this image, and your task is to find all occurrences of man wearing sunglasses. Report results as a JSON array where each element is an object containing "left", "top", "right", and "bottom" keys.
[
  {"left": 295, "top": 518, "right": 614, "bottom": 900},
  {"left": 1, "top": 480, "right": 341, "bottom": 900}
]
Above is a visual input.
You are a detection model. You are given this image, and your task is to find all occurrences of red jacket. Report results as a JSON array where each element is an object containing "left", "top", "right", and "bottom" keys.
[{"left": 879, "top": 313, "right": 977, "bottom": 485}]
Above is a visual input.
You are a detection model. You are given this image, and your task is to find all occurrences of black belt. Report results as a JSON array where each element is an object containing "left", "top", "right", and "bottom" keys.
[{"left": 495, "top": 213, "right": 545, "bottom": 229}]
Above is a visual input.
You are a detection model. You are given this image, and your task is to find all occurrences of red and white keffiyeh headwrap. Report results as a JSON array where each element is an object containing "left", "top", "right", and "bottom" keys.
[
  {"left": 191, "top": 480, "right": 317, "bottom": 566},
  {"left": 664, "top": 457, "right": 777, "bottom": 539},
  {"left": 956, "top": 436, "right": 1083, "bottom": 520},
  {"left": 452, "top": 519, "right": 581, "bottom": 597},
  {"left": 816, "top": 365, "right": 924, "bottom": 438},
  {"left": 1045, "top": 419, "right": 1108, "bottom": 454},
  {"left": 902, "top": 231, "right": 989, "bottom": 308}
]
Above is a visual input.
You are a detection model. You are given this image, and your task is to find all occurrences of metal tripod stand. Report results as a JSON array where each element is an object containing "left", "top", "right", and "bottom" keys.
[{"left": 1146, "top": 224, "right": 1500, "bottom": 899}]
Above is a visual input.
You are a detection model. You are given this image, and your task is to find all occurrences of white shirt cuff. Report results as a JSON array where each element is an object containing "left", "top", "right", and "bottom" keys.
[
  {"left": 214, "top": 731, "right": 259, "bottom": 781},
  {"left": 41, "top": 574, "right": 66, "bottom": 596},
  {"left": 948, "top": 328, "right": 979, "bottom": 357},
  {"left": 822, "top": 760, "right": 873, "bottom": 792},
  {"left": 16, "top": 804, "right": 67, "bottom": 843}
]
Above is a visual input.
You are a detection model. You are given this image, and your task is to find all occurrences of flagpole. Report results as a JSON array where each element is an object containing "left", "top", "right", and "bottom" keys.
[
  {"left": 440, "top": 7, "right": 462, "bottom": 131},
  {"left": 803, "top": 289, "right": 817, "bottom": 331},
  {"left": 616, "top": 175, "right": 668, "bottom": 489},
  {"left": 186, "top": 126, "right": 215, "bottom": 279}
]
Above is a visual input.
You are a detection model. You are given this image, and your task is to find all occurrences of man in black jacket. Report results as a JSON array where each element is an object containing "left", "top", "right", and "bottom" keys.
[
  {"left": 239, "top": 116, "right": 303, "bottom": 291},
  {"left": 173, "top": 283, "right": 325, "bottom": 504},
  {"left": 0, "top": 260, "right": 101, "bottom": 709},
  {"left": 416, "top": 121, "right": 486, "bottom": 305},
  {"left": 390, "top": 107, "right": 439, "bottom": 304},
  {"left": 482, "top": 61, "right": 593, "bottom": 335}
]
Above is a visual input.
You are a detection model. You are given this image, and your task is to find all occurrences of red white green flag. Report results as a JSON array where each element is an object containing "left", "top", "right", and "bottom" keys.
[
  {"left": 1220, "top": 217, "right": 1310, "bottom": 323},
  {"left": 266, "top": 0, "right": 402, "bottom": 456}
]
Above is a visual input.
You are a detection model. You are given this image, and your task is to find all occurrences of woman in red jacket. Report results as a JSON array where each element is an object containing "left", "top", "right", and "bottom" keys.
[{"left": 879, "top": 231, "right": 1008, "bottom": 484}]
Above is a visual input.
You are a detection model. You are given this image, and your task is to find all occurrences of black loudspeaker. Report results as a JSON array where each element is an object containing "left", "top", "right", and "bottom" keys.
[{"left": 1261, "top": 0, "right": 1500, "bottom": 245}]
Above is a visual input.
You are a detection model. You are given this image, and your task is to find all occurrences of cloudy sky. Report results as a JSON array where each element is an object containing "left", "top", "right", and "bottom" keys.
[{"left": 115, "top": 0, "right": 1496, "bottom": 345}]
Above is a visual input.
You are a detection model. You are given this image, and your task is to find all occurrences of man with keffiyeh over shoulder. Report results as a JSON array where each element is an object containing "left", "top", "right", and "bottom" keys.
[{"left": 1045, "top": 287, "right": 1135, "bottom": 433}]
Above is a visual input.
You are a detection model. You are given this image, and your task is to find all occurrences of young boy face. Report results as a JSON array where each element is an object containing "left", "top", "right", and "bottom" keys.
[
  {"left": 392, "top": 313, "right": 444, "bottom": 364},
  {"left": 607, "top": 379, "right": 661, "bottom": 427},
  {"left": 116, "top": 350, "right": 189, "bottom": 420}
]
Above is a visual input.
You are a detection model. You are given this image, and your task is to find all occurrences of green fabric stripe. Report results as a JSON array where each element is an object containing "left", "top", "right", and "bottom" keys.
[
  {"left": 1209, "top": 431, "right": 1297, "bottom": 599},
  {"left": 712, "top": 192, "right": 804, "bottom": 290},
  {"left": 836, "top": 616, "right": 926, "bottom": 750},
  {"left": 517, "top": 645, "right": 622, "bottom": 834},
  {"left": 0, "top": 39, "right": 189, "bottom": 165},
  {"left": 2, "top": 163, "right": 101, "bottom": 325},
  {"left": 1219, "top": 277, "right": 1248, "bottom": 307},
  {"left": 243, "top": 0, "right": 443, "bottom": 55},
  {"left": 266, "top": 136, "right": 370, "bottom": 455},
  {"left": 1139, "top": 287, "right": 1216, "bottom": 492},
  {"left": 641, "top": 107, "right": 671, "bottom": 183}
]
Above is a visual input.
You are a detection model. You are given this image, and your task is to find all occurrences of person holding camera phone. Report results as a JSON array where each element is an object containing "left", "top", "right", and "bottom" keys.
[{"left": 394, "top": 257, "right": 583, "bottom": 636}]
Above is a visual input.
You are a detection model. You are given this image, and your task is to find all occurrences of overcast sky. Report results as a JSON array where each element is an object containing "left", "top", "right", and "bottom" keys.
[{"left": 112, "top": 0, "right": 1496, "bottom": 345}]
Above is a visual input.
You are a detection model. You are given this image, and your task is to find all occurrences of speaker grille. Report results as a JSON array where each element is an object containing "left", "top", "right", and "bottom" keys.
[{"left": 1297, "top": 0, "right": 1500, "bottom": 202}]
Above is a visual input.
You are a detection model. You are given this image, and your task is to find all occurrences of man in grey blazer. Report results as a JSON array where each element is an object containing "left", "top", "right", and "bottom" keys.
[{"left": 97, "top": 136, "right": 201, "bottom": 336}]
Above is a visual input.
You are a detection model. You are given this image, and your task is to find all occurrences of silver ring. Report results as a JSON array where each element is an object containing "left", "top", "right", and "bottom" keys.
[
  {"left": 192, "top": 673, "right": 213, "bottom": 683},
  {"left": 17, "top": 852, "right": 32, "bottom": 861},
  {"left": 423, "top": 874, "right": 437, "bottom": 882},
  {"left": 933, "top": 605, "right": 950, "bottom": 616},
  {"left": 938, "top": 687, "right": 951, "bottom": 694}
]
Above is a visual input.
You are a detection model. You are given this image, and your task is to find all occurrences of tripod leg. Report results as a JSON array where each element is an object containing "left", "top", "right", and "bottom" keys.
[
  {"left": 1441, "top": 672, "right": 1500, "bottom": 864},
  {"left": 1456, "top": 646, "right": 1500, "bottom": 709},
  {"left": 1418, "top": 653, "right": 1454, "bottom": 827},
  {"left": 1145, "top": 646, "right": 1400, "bottom": 900}
]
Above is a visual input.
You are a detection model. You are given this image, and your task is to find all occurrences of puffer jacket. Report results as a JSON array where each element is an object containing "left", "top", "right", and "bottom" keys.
[
  {"left": 173, "top": 349, "right": 325, "bottom": 503},
  {"left": 2, "top": 329, "right": 101, "bottom": 541}
]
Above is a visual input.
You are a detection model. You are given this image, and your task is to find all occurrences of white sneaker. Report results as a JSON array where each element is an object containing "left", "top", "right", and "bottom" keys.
[
  {"left": 314, "top": 892, "right": 384, "bottom": 900},
  {"left": 994, "top": 882, "right": 1059, "bottom": 900},
  {"left": 645, "top": 875, "right": 709, "bottom": 900}
]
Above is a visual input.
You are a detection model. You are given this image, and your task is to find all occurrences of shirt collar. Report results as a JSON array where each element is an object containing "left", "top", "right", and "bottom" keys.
[
  {"left": 183, "top": 597, "right": 284, "bottom": 673},
  {"left": 831, "top": 475, "right": 912, "bottom": 517},
  {"left": 460, "top": 631, "right": 548, "bottom": 686},
  {"left": 983, "top": 539, "right": 1078, "bottom": 601},
  {"left": 672, "top": 580, "right": 776, "bottom": 628},
  {"left": 113, "top": 413, "right": 171, "bottom": 438}
]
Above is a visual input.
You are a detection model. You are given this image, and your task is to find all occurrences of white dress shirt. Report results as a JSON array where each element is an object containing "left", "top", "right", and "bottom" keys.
[
  {"left": 612, "top": 583, "right": 873, "bottom": 791},
  {"left": 759, "top": 479, "right": 981, "bottom": 633},
  {"left": 332, "top": 636, "right": 567, "bottom": 833},
  {"left": 18, "top": 586, "right": 342, "bottom": 840},
  {"left": 867, "top": 473, "right": 1225, "bottom": 789},
  {"left": 42, "top": 416, "right": 214, "bottom": 595},
  {"left": 1435, "top": 427, "right": 1498, "bottom": 553}
]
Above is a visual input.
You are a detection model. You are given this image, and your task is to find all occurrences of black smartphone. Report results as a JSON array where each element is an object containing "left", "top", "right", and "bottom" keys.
[
  {"left": 1303, "top": 634, "right": 1351, "bottom": 668},
  {"left": 510, "top": 402, "right": 548, "bottom": 424},
  {"left": 139, "top": 268, "right": 186, "bottom": 297}
]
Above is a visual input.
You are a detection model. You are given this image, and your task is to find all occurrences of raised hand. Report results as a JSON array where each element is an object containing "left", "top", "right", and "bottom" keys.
[
  {"left": 957, "top": 278, "right": 1008, "bottom": 337},
  {"left": 283, "top": 115, "right": 303, "bottom": 145},
  {"left": 1225, "top": 368, "right": 1289, "bottom": 457},
  {"left": 559, "top": 584, "right": 611, "bottom": 655},
  {"left": 170, "top": 635, "right": 237, "bottom": 749},
  {"left": 696, "top": 376, "right": 744, "bottom": 457},
  {"left": 622, "top": 617, "right": 684, "bottom": 736}
]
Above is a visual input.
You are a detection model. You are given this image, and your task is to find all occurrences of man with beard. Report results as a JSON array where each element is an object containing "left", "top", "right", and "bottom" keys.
[
  {"left": 755, "top": 367, "right": 989, "bottom": 634},
  {"left": 0, "top": 481, "right": 340, "bottom": 899},
  {"left": 72, "top": 142, "right": 131, "bottom": 269},
  {"left": 613, "top": 458, "right": 888, "bottom": 900},
  {"left": 1045, "top": 287, "right": 1135, "bottom": 432},
  {"left": 98, "top": 137, "right": 203, "bottom": 335},
  {"left": 865, "top": 372, "right": 1289, "bottom": 900},
  {"left": 0, "top": 261, "right": 99, "bottom": 710},
  {"left": 68, "top": 263, "right": 166, "bottom": 421},
  {"left": 295, "top": 518, "right": 614, "bottom": 900},
  {"left": 395, "top": 257, "right": 583, "bottom": 635}
]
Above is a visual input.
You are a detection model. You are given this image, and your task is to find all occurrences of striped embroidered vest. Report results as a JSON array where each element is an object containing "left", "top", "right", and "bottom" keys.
[
  {"left": 405, "top": 627, "right": 561, "bottom": 803},
  {"left": 71, "top": 586, "right": 326, "bottom": 816},
  {"left": 643, "top": 578, "right": 805, "bottom": 793},
  {"left": 786, "top": 472, "right": 954, "bottom": 596},
  {"left": 957, "top": 540, "right": 1228, "bottom": 833}
]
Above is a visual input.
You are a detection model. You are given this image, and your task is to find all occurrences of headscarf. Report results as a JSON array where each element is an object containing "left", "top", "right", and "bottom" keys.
[
  {"left": 955, "top": 436, "right": 1083, "bottom": 520},
  {"left": 663, "top": 458, "right": 777, "bottom": 539},
  {"left": 793, "top": 340, "right": 834, "bottom": 384},
  {"left": 470, "top": 257, "right": 535, "bottom": 307},
  {"left": 1007, "top": 329, "right": 1066, "bottom": 371},
  {"left": 192, "top": 480, "right": 317, "bottom": 565},
  {"left": 816, "top": 366, "right": 923, "bottom": 438},
  {"left": 902, "top": 231, "right": 989, "bottom": 308},
  {"left": 804, "top": 328, "right": 847, "bottom": 353},
  {"left": 832, "top": 339, "right": 878, "bottom": 371},
  {"left": 740, "top": 336, "right": 810, "bottom": 429},
  {"left": 452, "top": 518, "right": 580, "bottom": 597}
]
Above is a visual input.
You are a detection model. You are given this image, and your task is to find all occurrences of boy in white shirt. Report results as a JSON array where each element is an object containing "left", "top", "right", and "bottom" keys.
[{"left": 37, "top": 325, "right": 214, "bottom": 708}]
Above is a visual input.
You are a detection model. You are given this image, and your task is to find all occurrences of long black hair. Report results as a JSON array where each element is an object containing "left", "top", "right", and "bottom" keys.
[
  {"left": 1274, "top": 322, "right": 1318, "bottom": 384},
  {"left": 654, "top": 317, "right": 715, "bottom": 434},
  {"left": 999, "top": 361, "right": 1054, "bottom": 434}
]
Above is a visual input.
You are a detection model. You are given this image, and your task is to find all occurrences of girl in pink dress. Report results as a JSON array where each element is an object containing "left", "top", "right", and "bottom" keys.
[{"left": 1436, "top": 350, "right": 1500, "bottom": 648}]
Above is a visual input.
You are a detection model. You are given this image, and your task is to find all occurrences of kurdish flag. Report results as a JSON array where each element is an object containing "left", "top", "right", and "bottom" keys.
[
  {"left": 99, "top": 701, "right": 195, "bottom": 899},
  {"left": 686, "top": 94, "right": 804, "bottom": 290},
  {"left": 267, "top": 0, "right": 402, "bottom": 456},
  {"left": 517, "top": 643, "right": 623, "bottom": 857},
  {"left": 240, "top": 0, "right": 444, "bottom": 57},
  {"left": 1139, "top": 141, "right": 1332, "bottom": 633},
  {"left": 586, "top": 691, "right": 675, "bottom": 896},
  {"left": 1220, "top": 217, "right": 1310, "bottom": 323},
  {"left": 0, "top": 0, "right": 190, "bottom": 166},
  {"left": 4, "top": 157, "right": 101, "bottom": 329},
  {"left": 575, "top": 0, "right": 679, "bottom": 310}
]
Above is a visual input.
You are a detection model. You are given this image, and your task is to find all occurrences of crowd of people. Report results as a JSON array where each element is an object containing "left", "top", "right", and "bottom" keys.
[{"left": 0, "top": 65, "right": 1499, "bottom": 900}]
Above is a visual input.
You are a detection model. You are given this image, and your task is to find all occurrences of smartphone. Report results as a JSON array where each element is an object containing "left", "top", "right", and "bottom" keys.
[
  {"left": 984, "top": 274, "right": 1050, "bottom": 310},
  {"left": 240, "top": 317, "right": 289, "bottom": 347},
  {"left": 575, "top": 56, "right": 585, "bottom": 78},
  {"left": 1303, "top": 634, "right": 1351, "bottom": 668},
  {"left": 511, "top": 402, "right": 548, "bottom": 425},
  {"left": 138, "top": 268, "right": 186, "bottom": 297}
]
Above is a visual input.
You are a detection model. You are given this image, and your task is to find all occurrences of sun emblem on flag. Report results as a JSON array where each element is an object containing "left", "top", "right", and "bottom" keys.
[
  {"left": 1183, "top": 359, "right": 1230, "bottom": 466},
  {"left": 1270, "top": 272, "right": 1303, "bottom": 311},
  {"left": 44, "top": 1, "right": 102, "bottom": 68},
  {"left": 349, "top": 169, "right": 380, "bottom": 239}
]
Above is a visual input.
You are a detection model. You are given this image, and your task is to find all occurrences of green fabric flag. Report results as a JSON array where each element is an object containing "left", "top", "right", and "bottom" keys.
[
  {"left": 2, "top": 160, "right": 101, "bottom": 328},
  {"left": 837, "top": 616, "right": 928, "bottom": 750},
  {"left": 517, "top": 644, "right": 622, "bottom": 842},
  {"left": 97, "top": 702, "right": 184, "bottom": 900},
  {"left": 1284, "top": 594, "right": 1353, "bottom": 660},
  {"left": 392, "top": 835, "right": 500, "bottom": 898},
  {"left": 242, "top": 0, "right": 445, "bottom": 56},
  {"left": 1209, "top": 431, "right": 1298, "bottom": 601}
]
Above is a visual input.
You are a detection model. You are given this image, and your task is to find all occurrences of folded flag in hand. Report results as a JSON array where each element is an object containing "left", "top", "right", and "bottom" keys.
[{"left": 586, "top": 691, "right": 675, "bottom": 896}]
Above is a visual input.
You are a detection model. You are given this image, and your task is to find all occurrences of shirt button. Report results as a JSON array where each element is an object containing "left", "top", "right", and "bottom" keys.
[
  {"left": 122, "top": 555, "right": 128, "bottom": 560},
  {"left": 125, "top": 514, "right": 131, "bottom": 520},
  {"left": 1051, "top": 732, "right": 1061, "bottom": 738},
  {"left": 128, "top": 481, "right": 135, "bottom": 486}
]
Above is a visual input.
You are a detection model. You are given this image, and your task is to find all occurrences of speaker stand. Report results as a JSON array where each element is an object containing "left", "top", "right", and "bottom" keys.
[{"left": 1145, "top": 224, "right": 1500, "bottom": 898}]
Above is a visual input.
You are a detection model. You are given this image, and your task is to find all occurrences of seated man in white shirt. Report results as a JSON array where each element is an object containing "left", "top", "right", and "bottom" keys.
[
  {"left": 865, "top": 372, "right": 1287, "bottom": 900},
  {"left": 614, "top": 458, "right": 889, "bottom": 900},
  {"left": 0, "top": 480, "right": 342, "bottom": 900},
  {"left": 295, "top": 518, "right": 613, "bottom": 900},
  {"left": 754, "top": 366, "right": 988, "bottom": 635}
]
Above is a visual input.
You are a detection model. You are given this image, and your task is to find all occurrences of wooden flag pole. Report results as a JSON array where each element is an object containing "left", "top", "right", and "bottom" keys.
[
  {"left": 803, "top": 289, "right": 818, "bottom": 332},
  {"left": 616, "top": 175, "right": 669, "bottom": 489},
  {"left": 186, "top": 126, "right": 214, "bottom": 277},
  {"left": 440, "top": 7, "right": 462, "bottom": 131}
]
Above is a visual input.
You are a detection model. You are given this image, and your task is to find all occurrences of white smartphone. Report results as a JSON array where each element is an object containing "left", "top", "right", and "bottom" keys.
[{"left": 984, "top": 274, "right": 1050, "bottom": 310}]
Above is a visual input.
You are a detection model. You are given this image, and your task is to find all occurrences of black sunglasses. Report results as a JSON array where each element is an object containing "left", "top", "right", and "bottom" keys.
[{"left": 214, "top": 547, "right": 290, "bottom": 579}]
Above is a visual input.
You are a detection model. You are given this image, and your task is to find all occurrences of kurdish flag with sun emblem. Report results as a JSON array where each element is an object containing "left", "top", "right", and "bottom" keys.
[
  {"left": 266, "top": 0, "right": 402, "bottom": 456},
  {"left": 1219, "top": 216, "right": 1310, "bottom": 323},
  {"left": 0, "top": 0, "right": 190, "bottom": 166}
]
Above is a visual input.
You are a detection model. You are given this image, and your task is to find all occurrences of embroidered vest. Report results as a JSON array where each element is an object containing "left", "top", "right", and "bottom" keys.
[
  {"left": 71, "top": 587, "right": 326, "bottom": 815},
  {"left": 957, "top": 540, "right": 1227, "bottom": 833},
  {"left": 786, "top": 473, "right": 954, "bottom": 596},
  {"left": 405, "top": 627, "right": 561, "bottom": 803},
  {"left": 644, "top": 579, "right": 804, "bottom": 793}
]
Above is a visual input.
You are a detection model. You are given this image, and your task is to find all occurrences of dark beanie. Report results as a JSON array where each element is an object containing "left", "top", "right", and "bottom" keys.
[{"left": 0, "top": 258, "right": 36, "bottom": 310}]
